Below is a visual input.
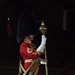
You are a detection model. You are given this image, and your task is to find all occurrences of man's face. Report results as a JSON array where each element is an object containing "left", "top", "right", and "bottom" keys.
[{"left": 28, "top": 35, "right": 34, "bottom": 41}]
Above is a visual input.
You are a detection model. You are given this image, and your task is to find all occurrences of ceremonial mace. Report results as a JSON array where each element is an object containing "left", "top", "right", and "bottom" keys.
[{"left": 39, "top": 21, "right": 48, "bottom": 75}]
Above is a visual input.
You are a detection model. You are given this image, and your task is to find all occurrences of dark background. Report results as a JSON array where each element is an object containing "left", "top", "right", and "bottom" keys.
[{"left": 0, "top": 0, "right": 75, "bottom": 75}]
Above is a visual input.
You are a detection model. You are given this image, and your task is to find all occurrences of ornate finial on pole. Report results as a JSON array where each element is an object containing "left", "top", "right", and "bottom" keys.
[
  {"left": 39, "top": 21, "right": 48, "bottom": 75},
  {"left": 39, "top": 21, "right": 47, "bottom": 35}
]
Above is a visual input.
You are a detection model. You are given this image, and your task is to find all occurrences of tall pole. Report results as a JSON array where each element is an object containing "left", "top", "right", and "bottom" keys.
[{"left": 39, "top": 21, "right": 48, "bottom": 75}]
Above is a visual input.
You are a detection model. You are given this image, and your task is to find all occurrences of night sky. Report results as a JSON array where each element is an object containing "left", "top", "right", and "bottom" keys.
[{"left": 0, "top": 0, "right": 75, "bottom": 68}]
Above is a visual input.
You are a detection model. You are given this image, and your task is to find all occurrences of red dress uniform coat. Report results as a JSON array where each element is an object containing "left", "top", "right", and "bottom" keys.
[{"left": 20, "top": 42, "right": 42, "bottom": 75}]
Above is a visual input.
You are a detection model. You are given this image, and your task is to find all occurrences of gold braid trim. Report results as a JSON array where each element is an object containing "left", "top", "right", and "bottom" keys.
[
  {"left": 34, "top": 67, "right": 39, "bottom": 75},
  {"left": 19, "top": 60, "right": 35, "bottom": 75}
]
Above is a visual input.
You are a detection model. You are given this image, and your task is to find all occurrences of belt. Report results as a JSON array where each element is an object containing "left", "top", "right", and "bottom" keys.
[{"left": 24, "top": 59, "right": 33, "bottom": 63}]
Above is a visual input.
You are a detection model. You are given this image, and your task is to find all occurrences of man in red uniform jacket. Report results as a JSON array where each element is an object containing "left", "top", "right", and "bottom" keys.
[{"left": 17, "top": 10, "right": 47, "bottom": 75}]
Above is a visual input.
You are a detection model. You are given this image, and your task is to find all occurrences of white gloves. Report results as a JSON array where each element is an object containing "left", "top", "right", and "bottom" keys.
[
  {"left": 36, "top": 45, "right": 45, "bottom": 53},
  {"left": 40, "top": 61, "right": 47, "bottom": 65},
  {"left": 39, "top": 58, "right": 47, "bottom": 65},
  {"left": 36, "top": 35, "right": 47, "bottom": 53},
  {"left": 41, "top": 35, "right": 47, "bottom": 45}
]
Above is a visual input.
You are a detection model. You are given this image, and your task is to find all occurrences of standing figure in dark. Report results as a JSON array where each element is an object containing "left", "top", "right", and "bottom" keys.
[{"left": 17, "top": 10, "right": 47, "bottom": 75}]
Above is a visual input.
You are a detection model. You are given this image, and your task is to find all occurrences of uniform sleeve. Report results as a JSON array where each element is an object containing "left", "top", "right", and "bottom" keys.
[{"left": 20, "top": 44, "right": 42, "bottom": 59}]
